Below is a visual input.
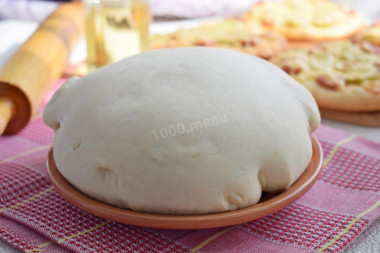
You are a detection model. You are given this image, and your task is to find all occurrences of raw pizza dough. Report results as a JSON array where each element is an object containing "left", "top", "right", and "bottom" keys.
[{"left": 43, "top": 48, "right": 320, "bottom": 215}]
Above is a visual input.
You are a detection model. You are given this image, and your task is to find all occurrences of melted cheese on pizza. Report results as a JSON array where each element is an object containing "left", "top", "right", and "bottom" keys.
[
  {"left": 271, "top": 40, "right": 380, "bottom": 94},
  {"left": 151, "top": 19, "right": 287, "bottom": 59},
  {"left": 248, "top": 0, "right": 363, "bottom": 40},
  {"left": 354, "top": 22, "right": 380, "bottom": 46}
]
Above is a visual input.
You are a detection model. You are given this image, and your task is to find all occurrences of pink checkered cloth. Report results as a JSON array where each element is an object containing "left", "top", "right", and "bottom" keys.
[{"left": 1, "top": 80, "right": 380, "bottom": 253}]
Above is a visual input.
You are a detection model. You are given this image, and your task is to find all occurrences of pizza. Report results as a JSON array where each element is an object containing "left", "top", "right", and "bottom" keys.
[
  {"left": 352, "top": 21, "right": 380, "bottom": 54},
  {"left": 150, "top": 19, "right": 288, "bottom": 59},
  {"left": 246, "top": 0, "right": 364, "bottom": 42},
  {"left": 271, "top": 40, "right": 380, "bottom": 112},
  {"left": 319, "top": 108, "right": 380, "bottom": 127}
]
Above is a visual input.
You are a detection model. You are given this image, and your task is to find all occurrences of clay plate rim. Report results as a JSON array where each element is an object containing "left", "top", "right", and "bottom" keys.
[{"left": 46, "top": 135, "right": 323, "bottom": 229}]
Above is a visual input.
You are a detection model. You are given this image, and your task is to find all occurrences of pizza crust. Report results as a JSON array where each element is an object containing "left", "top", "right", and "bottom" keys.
[
  {"left": 302, "top": 80, "right": 380, "bottom": 112},
  {"left": 320, "top": 108, "right": 380, "bottom": 127}
]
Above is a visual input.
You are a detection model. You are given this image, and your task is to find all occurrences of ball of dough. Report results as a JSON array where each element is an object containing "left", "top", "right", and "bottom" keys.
[{"left": 43, "top": 47, "right": 320, "bottom": 215}]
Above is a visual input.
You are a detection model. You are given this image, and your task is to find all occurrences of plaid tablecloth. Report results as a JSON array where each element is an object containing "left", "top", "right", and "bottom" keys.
[{"left": 0, "top": 81, "right": 380, "bottom": 253}]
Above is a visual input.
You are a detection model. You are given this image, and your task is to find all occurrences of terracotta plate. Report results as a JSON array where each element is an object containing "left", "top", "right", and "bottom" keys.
[{"left": 47, "top": 135, "right": 323, "bottom": 229}]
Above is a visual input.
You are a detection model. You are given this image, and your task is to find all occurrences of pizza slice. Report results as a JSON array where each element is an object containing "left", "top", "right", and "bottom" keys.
[
  {"left": 150, "top": 19, "right": 288, "bottom": 59},
  {"left": 246, "top": 0, "right": 364, "bottom": 42},
  {"left": 352, "top": 21, "right": 380, "bottom": 54},
  {"left": 271, "top": 40, "right": 380, "bottom": 112}
]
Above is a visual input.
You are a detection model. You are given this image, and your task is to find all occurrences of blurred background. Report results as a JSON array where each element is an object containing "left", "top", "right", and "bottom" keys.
[{"left": 1, "top": 0, "right": 379, "bottom": 21}]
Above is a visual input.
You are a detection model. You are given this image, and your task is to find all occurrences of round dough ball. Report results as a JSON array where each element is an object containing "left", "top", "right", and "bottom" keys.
[{"left": 43, "top": 47, "right": 320, "bottom": 215}]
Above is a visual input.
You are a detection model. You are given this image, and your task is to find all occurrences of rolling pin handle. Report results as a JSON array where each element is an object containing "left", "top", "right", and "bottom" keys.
[{"left": 0, "top": 97, "right": 14, "bottom": 135}]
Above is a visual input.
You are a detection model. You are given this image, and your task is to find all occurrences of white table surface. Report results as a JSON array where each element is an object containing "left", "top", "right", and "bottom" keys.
[{"left": 0, "top": 17, "right": 379, "bottom": 253}]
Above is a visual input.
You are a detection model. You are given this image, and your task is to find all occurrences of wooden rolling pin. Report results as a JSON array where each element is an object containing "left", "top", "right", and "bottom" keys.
[{"left": 0, "top": 2, "right": 84, "bottom": 135}]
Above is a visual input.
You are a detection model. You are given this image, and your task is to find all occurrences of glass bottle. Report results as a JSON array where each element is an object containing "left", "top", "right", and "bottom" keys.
[{"left": 83, "top": 0, "right": 151, "bottom": 72}]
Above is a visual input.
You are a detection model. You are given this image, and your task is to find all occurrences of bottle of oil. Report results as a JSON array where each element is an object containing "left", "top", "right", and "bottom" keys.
[{"left": 84, "top": 0, "right": 151, "bottom": 72}]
